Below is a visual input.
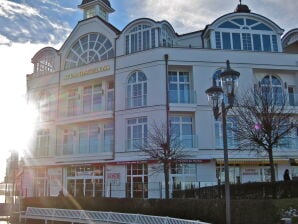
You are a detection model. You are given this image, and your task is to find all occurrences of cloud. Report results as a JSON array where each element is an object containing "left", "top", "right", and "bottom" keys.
[{"left": 0, "top": 0, "right": 79, "bottom": 45}]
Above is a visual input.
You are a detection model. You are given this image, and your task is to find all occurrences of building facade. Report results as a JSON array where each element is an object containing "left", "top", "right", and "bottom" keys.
[{"left": 22, "top": 0, "right": 298, "bottom": 198}]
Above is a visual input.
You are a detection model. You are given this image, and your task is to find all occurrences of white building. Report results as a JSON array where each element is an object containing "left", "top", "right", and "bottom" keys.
[{"left": 22, "top": 0, "right": 298, "bottom": 198}]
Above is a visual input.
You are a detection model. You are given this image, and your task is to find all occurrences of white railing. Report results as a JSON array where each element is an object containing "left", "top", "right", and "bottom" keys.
[{"left": 20, "top": 207, "right": 210, "bottom": 224}]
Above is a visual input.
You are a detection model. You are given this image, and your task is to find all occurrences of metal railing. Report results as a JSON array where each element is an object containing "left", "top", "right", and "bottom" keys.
[{"left": 20, "top": 207, "right": 210, "bottom": 224}]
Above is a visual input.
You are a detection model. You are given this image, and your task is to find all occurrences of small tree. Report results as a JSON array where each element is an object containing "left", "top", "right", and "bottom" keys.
[
  {"left": 231, "top": 85, "right": 296, "bottom": 183},
  {"left": 140, "top": 122, "right": 186, "bottom": 199}
]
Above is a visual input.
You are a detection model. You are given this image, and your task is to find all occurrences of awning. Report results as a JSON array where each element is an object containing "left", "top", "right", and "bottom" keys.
[{"left": 216, "top": 158, "right": 289, "bottom": 165}]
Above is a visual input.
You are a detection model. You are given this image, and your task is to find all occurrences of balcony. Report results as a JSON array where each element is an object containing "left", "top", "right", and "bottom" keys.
[{"left": 169, "top": 90, "right": 197, "bottom": 104}]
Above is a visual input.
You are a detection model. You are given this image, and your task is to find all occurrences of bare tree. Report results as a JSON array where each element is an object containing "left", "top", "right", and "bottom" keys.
[
  {"left": 231, "top": 85, "right": 296, "bottom": 183},
  {"left": 140, "top": 122, "right": 187, "bottom": 199}
]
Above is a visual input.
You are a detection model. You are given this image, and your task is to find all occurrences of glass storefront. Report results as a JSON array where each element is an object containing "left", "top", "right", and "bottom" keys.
[{"left": 66, "top": 165, "right": 104, "bottom": 197}]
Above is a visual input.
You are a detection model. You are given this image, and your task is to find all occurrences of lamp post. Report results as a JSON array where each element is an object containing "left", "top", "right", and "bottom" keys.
[{"left": 205, "top": 60, "right": 240, "bottom": 224}]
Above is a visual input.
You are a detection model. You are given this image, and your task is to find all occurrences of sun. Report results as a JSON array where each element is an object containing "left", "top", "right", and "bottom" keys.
[{"left": 1, "top": 97, "right": 38, "bottom": 157}]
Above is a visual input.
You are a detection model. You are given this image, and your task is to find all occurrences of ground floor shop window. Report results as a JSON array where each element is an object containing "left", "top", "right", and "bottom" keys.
[
  {"left": 66, "top": 165, "right": 104, "bottom": 197},
  {"left": 291, "top": 166, "right": 298, "bottom": 180},
  {"left": 126, "top": 163, "right": 148, "bottom": 198},
  {"left": 171, "top": 163, "right": 197, "bottom": 190},
  {"left": 216, "top": 166, "right": 240, "bottom": 184},
  {"left": 33, "top": 168, "right": 48, "bottom": 197}
]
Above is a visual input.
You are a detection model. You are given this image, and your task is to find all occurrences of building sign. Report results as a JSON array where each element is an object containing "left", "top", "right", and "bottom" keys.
[
  {"left": 107, "top": 173, "right": 120, "bottom": 186},
  {"left": 242, "top": 168, "right": 259, "bottom": 176},
  {"left": 64, "top": 65, "right": 110, "bottom": 80}
]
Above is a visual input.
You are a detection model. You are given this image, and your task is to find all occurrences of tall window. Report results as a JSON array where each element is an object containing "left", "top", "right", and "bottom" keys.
[
  {"left": 104, "top": 123, "right": 114, "bottom": 152},
  {"left": 65, "top": 33, "right": 114, "bottom": 69},
  {"left": 214, "top": 18, "right": 279, "bottom": 52},
  {"left": 79, "top": 125, "right": 100, "bottom": 154},
  {"left": 260, "top": 75, "right": 283, "bottom": 105},
  {"left": 38, "top": 92, "right": 52, "bottom": 122},
  {"left": 215, "top": 117, "right": 238, "bottom": 149},
  {"left": 169, "top": 71, "right": 194, "bottom": 104},
  {"left": 127, "top": 163, "right": 148, "bottom": 198},
  {"left": 36, "top": 129, "right": 49, "bottom": 157},
  {"left": 127, "top": 71, "right": 147, "bottom": 108},
  {"left": 62, "top": 129, "right": 74, "bottom": 155},
  {"left": 82, "top": 84, "right": 103, "bottom": 113},
  {"left": 127, "top": 117, "right": 147, "bottom": 150},
  {"left": 34, "top": 168, "right": 48, "bottom": 197},
  {"left": 125, "top": 24, "right": 156, "bottom": 54},
  {"left": 67, "top": 88, "right": 79, "bottom": 116},
  {"left": 169, "top": 115, "right": 195, "bottom": 148}
]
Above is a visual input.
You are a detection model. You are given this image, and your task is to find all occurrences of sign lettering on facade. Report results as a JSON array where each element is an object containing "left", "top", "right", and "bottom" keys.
[
  {"left": 107, "top": 173, "right": 120, "bottom": 186},
  {"left": 64, "top": 65, "right": 110, "bottom": 80}
]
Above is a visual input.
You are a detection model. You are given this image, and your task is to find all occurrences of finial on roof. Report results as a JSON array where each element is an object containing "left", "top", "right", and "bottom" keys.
[{"left": 235, "top": 0, "right": 251, "bottom": 13}]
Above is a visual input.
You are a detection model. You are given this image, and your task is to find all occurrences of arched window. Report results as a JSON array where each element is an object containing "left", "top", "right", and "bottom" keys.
[
  {"left": 127, "top": 71, "right": 147, "bottom": 108},
  {"left": 65, "top": 33, "right": 114, "bottom": 69},
  {"left": 125, "top": 23, "right": 156, "bottom": 54},
  {"left": 35, "top": 53, "right": 55, "bottom": 75},
  {"left": 161, "top": 24, "right": 176, "bottom": 47},
  {"left": 260, "top": 75, "right": 283, "bottom": 105},
  {"left": 214, "top": 17, "right": 279, "bottom": 52}
]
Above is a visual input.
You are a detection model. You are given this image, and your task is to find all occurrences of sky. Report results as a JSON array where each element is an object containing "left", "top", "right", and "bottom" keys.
[{"left": 0, "top": 0, "right": 297, "bottom": 182}]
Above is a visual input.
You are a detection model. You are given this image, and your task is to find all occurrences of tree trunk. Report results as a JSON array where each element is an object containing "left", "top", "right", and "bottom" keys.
[
  {"left": 164, "top": 161, "right": 170, "bottom": 199},
  {"left": 268, "top": 148, "right": 276, "bottom": 198},
  {"left": 268, "top": 148, "right": 276, "bottom": 183}
]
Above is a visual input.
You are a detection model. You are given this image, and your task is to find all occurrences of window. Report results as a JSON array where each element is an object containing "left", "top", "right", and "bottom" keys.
[
  {"left": 66, "top": 165, "right": 104, "bottom": 197},
  {"left": 127, "top": 163, "right": 148, "bottom": 198},
  {"left": 169, "top": 71, "right": 194, "bottom": 104},
  {"left": 67, "top": 88, "right": 79, "bottom": 116},
  {"left": 35, "top": 54, "right": 55, "bottom": 75},
  {"left": 104, "top": 123, "right": 114, "bottom": 152},
  {"left": 79, "top": 125, "right": 100, "bottom": 154},
  {"left": 62, "top": 129, "right": 74, "bottom": 155},
  {"left": 260, "top": 75, "right": 283, "bottom": 105},
  {"left": 127, "top": 71, "right": 147, "bottom": 108},
  {"left": 37, "top": 92, "right": 52, "bottom": 122},
  {"left": 83, "top": 84, "right": 103, "bottom": 112},
  {"left": 127, "top": 117, "right": 147, "bottom": 150},
  {"left": 86, "top": 8, "right": 96, "bottom": 18},
  {"left": 36, "top": 129, "right": 49, "bottom": 157},
  {"left": 215, "top": 117, "right": 238, "bottom": 149},
  {"left": 288, "top": 86, "right": 296, "bottom": 106},
  {"left": 34, "top": 168, "right": 48, "bottom": 197},
  {"left": 125, "top": 24, "right": 156, "bottom": 54},
  {"left": 169, "top": 115, "right": 195, "bottom": 148},
  {"left": 171, "top": 164, "right": 197, "bottom": 190},
  {"left": 214, "top": 18, "right": 279, "bottom": 52},
  {"left": 65, "top": 33, "right": 114, "bottom": 69}
]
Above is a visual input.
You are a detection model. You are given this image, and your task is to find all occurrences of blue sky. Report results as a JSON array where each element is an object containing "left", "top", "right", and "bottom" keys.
[{"left": 0, "top": 0, "right": 297, "bottom": 181}]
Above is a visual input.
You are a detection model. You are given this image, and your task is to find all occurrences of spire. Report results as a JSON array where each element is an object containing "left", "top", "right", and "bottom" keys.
[
  {"left": 79, "top": 0, "right": 115, "bottom": 21},
  {"left": 234, "top": 0, "right": 251, "bottom": 13}
]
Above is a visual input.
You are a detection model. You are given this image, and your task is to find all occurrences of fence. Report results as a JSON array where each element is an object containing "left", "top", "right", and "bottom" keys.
[{"left": 173, "top": 180, "right": 298, "bottom": 199}]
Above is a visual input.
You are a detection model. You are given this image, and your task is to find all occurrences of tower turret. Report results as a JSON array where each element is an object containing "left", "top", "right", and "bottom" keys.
[{"left": 79, "top": 0, "right": 115, "bottom": 22}]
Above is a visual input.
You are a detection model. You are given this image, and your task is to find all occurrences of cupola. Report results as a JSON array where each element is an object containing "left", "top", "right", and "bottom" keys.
[
  {"left": 79, "top": 0, "right": 115, "bottom": 22},
  {"left": 234, "top": 0, "right": 251, "bottom": 13}
]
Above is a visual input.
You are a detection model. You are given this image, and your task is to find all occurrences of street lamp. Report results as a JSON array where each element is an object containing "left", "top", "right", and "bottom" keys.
[{"left": 205, "top": 60, "right": 240, "bottom": 224}]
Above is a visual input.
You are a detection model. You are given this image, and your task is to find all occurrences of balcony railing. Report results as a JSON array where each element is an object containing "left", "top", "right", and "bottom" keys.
[
  {"left": 57, "top": 140, "right": 114, "bottom": 156},
  {"left": 126, "top": 135, "right": 198, "bottom": 151},
  {"left": 60, "top": 92, "right": 114, "bottom": 118},
  {"left": 126, "top": 95, "right": 147, "bottom": 108},
  {"left": 169, "top": 90, "right": 197, "bottom": 104}
]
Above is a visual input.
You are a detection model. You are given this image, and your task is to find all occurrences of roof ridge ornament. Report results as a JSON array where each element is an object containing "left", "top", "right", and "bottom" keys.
[{"left": 235, "top": 0, "right": 251, "bottom": 13}]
